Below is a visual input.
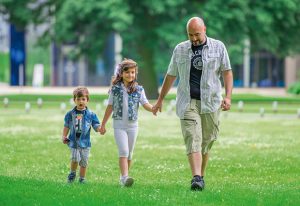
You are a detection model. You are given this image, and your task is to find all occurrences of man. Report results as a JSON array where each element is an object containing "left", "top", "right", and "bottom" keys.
[{"left": 153, "top": 17, "right": 233, "bottom": 191}]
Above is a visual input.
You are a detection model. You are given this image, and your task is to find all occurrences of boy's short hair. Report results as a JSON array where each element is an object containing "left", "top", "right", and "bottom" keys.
[{"left": 73, "top": 87, "right": 89, "bottom": 101}]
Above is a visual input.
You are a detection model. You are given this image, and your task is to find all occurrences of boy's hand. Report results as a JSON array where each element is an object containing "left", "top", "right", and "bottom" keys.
[
  {"left": 62, "top": 136, "right": 70, "bottom": 144},
  {"left": 99, "top": 125, "right": 106, "bottom": 135}
]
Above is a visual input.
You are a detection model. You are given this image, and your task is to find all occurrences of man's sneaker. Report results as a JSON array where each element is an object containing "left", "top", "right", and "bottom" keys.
[
  {"left": 120, "top": 176, "right": 134, "bottom": 187},
  {"left": 191, "top": 175, "right": 205, "bottom": 191},
  {"left": 67, "top": 172, "right": 76, "bottom": 183},
  {"left": 79, "top": 178, "right": 86, "bottom": 184}
]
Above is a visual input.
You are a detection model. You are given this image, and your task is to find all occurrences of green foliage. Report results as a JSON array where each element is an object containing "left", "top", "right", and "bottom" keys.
[
  {"left": 288, "top": 82, "right": 300, "bottom": 95},
  {"left": 0, "top": 0, "right": 33, "bottom": 28},
  {"left": 201, "top": 0, "right": 249, "bottom": 65},
  {"left": 122, "top": 0, "right": 191, "bottom": 97},
  {"left": 50, "top": 0, "right": 132, "bottom": 61},
  {"left": 2, "top": 0, "right": 300, "bottom": 93},
  {"left": 0, "top": 108, "right": 299, "bottom": 205},
  {"left": 247, "top": 0, "right": 300, "bottom": 56}
]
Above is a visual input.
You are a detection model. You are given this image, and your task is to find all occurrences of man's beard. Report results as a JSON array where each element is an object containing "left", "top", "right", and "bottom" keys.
[{"left": 191, "top": 40, "right": 201, "bottom": 46}]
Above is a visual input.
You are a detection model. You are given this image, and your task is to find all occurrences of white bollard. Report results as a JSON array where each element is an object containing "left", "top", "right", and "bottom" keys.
[
  {"left": 167, "top": 105, "right": 173, "bottom": 115},
  {"left": 170, "top": 99, "right": 176, "bottom": 107},
  {"left": 103, "top": 99, "right": 108, "bottom": 107},
  {"left": 238, "top": 100, "right": 244, "bottom": 112},
  {"left": 272, "top": 101, "right": 278, "bottom": 113},
  {"left": 3, "top": 97, "right": 9, "bottom": 108},
  {"left": 37, "top": 98, "right": 43, "bottom": 108},
  {"left": 25, "top": 102, "right": 31, "bottom": 113},
  {"left": 60, "top": 102, "right": 66, "bottom": 113},
  {"left": 259, "top": 107, "right": 265, "bottom": 118},
  {"left": 69, "top": 98, "right": 75, "bottom": 106},
  {"left": 96, "top": 103, "right": 102, "bottom": 113}
]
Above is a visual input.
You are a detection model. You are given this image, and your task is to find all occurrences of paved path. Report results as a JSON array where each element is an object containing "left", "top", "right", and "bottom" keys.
[{"left": 0, "top": 85, "right": 289, "bottom": 97}]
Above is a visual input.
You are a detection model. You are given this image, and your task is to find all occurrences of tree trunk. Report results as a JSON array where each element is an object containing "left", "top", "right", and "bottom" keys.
[{"left": 137, "top": 45, "right": 159, "bottom": 99}]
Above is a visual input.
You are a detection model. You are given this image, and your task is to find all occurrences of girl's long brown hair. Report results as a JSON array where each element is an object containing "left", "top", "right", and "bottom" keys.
[{"left": 111, "top": 58, "right": 138, "bottom": 93}]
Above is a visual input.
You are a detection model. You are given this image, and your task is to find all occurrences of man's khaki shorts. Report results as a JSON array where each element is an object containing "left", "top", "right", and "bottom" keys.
[{"left": 180, "top": 99, "right": 220, "bottom": 155}]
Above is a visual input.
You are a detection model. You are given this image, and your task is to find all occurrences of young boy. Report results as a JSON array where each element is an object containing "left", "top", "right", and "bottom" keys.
[{"left": 62, "top": 86, "right": 101, "bottom": 183}]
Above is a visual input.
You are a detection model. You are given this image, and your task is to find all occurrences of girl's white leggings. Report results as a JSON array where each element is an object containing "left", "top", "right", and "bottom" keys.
[{"left": 114, "top": 127, "right": 138, "bottom": 160}]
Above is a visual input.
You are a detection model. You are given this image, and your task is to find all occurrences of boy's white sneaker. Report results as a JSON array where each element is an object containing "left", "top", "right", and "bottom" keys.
[{"left": 120, "top": 176, "right": 134, "bottom": 187}]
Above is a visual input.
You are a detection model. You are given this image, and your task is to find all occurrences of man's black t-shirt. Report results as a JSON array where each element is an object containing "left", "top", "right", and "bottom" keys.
[{"left": 190, "top": 41, "right": 206, "bottom": 100}]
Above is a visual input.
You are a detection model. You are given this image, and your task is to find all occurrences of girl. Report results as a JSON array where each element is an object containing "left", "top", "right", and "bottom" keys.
[{"left": 100, "top": 58, "right": 153, "bottom": 187}]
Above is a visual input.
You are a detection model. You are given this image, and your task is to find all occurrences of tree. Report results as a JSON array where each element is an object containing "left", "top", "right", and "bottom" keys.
[
  {"left": 42, "top": 0, "right": 191, "bottom": 98},
  {"left": 2, "top": 0, "right": 300, "bottom": 93},
  {"left": 55, "top": 1, "right": 131, "bottom": 61},
  {"left": 247, "top": 0, "right": 300, "bottom": 56},
  {"left": 122, "top": 0, "right": 191, "bottom": 98},
  {"left": 0, "top": 0, "right": 34, "bottom": 85},
  {"left": 0, "top": 0, "right": 33, "bottom": 28},
  {"left": 199, "top": 0, "right": 300, "bottom": 58}
]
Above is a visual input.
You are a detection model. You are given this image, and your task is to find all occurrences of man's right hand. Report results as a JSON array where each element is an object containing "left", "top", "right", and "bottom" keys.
[
  {"left": 152, "top": 100, "right": 163, "bottom": 115},
  {"left": 152, "top": 75, "right": 176, "bottom": 115},
  {"left": 99, "top": 125, "right": 106, "bottom": 135}
]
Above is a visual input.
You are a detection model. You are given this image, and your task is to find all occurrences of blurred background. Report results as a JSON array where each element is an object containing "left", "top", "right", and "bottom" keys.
[{"left": 0, "top": 0, "right": 300, "bottom": 98}]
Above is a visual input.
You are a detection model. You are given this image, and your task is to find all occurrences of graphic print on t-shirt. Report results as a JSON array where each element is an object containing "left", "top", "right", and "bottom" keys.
[
  {"left": 191, "top": 47, "right": 203, "bottom": 70},
  {"left": 190, "top": 42, "right": 205, "bottom": 100},
  {"left": 75, "top": 113, "right": 83, "bottom": 138}
]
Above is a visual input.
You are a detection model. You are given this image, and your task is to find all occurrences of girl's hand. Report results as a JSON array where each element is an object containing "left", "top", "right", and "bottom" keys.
[
  {"left": 152, "top": 100, "right": 163, "bottom": 115},
  {"left": 99, "top": 125, "right": 106, "bottom": 135}
]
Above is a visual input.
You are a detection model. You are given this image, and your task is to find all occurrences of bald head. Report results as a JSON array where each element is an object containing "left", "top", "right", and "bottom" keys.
[
  {"left": 186, "top": 17, "right": 206, "bottom": 46},
  {"left": 186, "top": 17, "right": 205, "bottom": 31}
]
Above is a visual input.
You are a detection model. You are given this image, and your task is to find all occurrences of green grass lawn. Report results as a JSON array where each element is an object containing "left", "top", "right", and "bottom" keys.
[
  {"left": 0, "top": 103, "right": 299, "bottom": 205},
  {"left": 0, "top": 52, "right": 9, "bottom": 83}
]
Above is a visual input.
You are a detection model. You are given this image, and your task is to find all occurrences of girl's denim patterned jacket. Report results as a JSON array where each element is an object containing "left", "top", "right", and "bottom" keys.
[
  {"left": 64, "top": 107, "right": 100, "bottom": 148},
  {"left": 111, "top": 83, "right": 143, "bottom": 121}
]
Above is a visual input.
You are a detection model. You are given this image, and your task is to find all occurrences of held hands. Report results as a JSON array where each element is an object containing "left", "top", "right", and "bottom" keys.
[
  {"left": 221, "top": 97, "right": 231, "bottom": 111},
  {"left": 150, "top": 105, "right": 157, "bottom": 116},
  {"left": 99, "top": 125, "right": 106, "bottom": 135},
  {"left": 152, "top": 100, "right": 163, "bottom": 116}
]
